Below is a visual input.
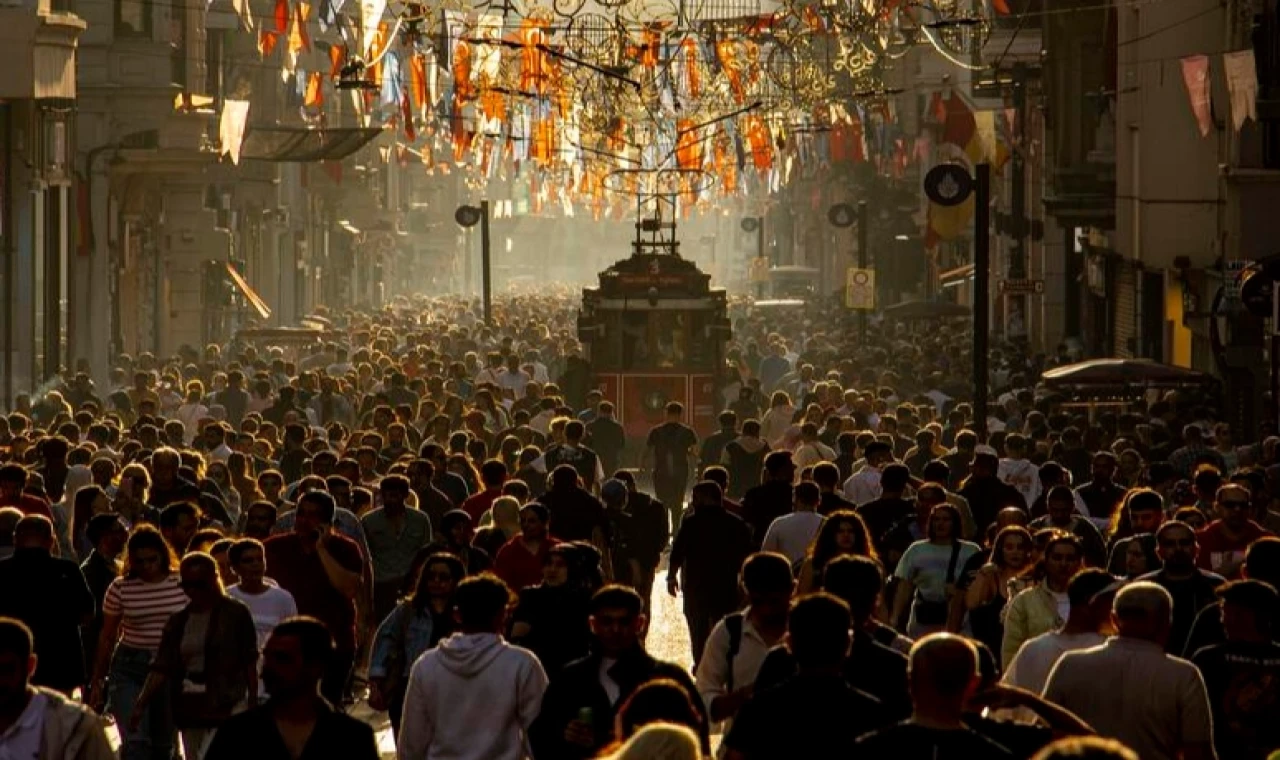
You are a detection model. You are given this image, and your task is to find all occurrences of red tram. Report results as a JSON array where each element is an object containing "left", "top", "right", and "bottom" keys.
[{"left": 578, "top": 246, "right": 731, "bottom": 439}]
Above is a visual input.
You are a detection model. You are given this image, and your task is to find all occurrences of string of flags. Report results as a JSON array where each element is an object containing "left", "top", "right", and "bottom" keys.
[{"left": 1180, "top": 50, "right": 1258, "bottom": 137}]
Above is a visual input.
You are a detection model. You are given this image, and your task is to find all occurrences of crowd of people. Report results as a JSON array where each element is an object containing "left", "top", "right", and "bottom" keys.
[{"left": 0, "top": 293, "right": 1275, "bottom": 760}]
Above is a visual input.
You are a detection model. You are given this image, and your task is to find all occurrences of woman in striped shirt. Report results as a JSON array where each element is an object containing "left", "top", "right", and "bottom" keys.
[{"left": 88, "top": 525, "right": 188, "bottom": 760}]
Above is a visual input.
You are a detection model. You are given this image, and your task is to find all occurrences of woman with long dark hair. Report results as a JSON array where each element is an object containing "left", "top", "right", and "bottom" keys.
[
  {"left": 965, "top": 525, "right": 1034, "bottom": 656},
  {"left": 796, "top": 510, "right": 878, "bottom": 594},
  {"left": 890, "top": 503, "right": 982, "bottom": 636},
  {"left": 368, "top": 552, "right": 464, "bottom": 738}
]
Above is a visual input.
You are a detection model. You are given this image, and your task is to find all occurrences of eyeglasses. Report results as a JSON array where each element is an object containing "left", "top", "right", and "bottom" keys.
[{"left": 1220, "top": 500, "right": 1251, "bottom": 510}]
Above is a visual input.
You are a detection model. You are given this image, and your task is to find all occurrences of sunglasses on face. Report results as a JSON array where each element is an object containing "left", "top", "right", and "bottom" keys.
[{"left": 1220, "top": 500, "right": 1250, "bottom": 510}]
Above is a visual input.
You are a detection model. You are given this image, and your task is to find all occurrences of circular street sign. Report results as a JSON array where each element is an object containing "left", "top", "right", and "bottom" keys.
[
  {"left": 828, "top": 203, "right": 856, "bottom": 228},
  {"left": 924, "top": 164, "right": 974, "bottom": 207},
  {"left": 455, "top": 205, "right": 482, "bottom": 228},
  {"left": 740, "top": 217, "right": 760, "bottom": 233}
]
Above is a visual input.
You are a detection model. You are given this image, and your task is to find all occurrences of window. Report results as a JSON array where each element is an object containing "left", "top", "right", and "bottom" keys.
[{"left": 114, "top": 0, "right": 151, "bottom": 37}]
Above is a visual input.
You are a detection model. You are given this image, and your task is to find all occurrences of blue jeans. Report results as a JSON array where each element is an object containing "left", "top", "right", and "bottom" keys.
[{"left": 108, "top": 644, "right": 175, "bottom": 760}]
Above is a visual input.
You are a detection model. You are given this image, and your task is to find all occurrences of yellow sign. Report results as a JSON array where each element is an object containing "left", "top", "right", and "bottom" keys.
[
  {"left": 845, "top": 267, "right": 875, "bottom": 310},
  {"left": 749, "top": 257, "right": 770, "bottom": 283}
]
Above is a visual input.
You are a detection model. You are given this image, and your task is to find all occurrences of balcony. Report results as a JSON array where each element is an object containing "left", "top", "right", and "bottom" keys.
[{"left": 0, "top": 0, "right": 85, "bottom": 99}]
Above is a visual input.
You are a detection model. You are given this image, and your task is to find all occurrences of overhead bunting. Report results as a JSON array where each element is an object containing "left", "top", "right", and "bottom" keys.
[
  {"left": 219, "top": 99, "right": 251, "bottom": 164},
  {"left": 1223, "top": 49, "right": 1258, "bottom": 131},
  {"left": 1180, "top": 55, "right": 1213, "bottom": 138}
]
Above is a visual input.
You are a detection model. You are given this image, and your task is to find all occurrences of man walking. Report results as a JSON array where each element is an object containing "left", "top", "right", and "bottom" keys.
[
  {"left": 203, "top": 617, "right": 378, "bottom": 760},
  {"left": 0, "top": 617, "right": 113, "bottom": 760},
  {"left": 669, "top": 481, "right": 752, "bottom": 666},
  {"left": 398, "top": 575, "right": 547, "bottom": 760},
  {"left": 1043, "top": 582, "right": 1216, "bottom": 760},
  {"left": 643, "top": 402, "right": 698, "bottom": 535}
]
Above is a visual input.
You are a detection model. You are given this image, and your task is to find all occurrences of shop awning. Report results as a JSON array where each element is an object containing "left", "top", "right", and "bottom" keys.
[
  {"left": 226, "top": 263, "right": 271, "bottom": 320},
  {"left": 238, "top": 126, "right": 384, "bottom": 162}
]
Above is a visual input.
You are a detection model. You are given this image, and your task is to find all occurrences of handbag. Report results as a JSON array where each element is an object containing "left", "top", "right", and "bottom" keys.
[{"left": 913, "top": 542, "right": 962, "bottom": 626}]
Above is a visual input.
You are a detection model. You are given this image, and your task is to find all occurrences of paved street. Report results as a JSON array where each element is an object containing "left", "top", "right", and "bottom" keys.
[
  {"left": 107, "top": 569, "right": 695, "bottom": 758},
  {"left": 355, "top": 568, "right": 694, "bottom": 758}
]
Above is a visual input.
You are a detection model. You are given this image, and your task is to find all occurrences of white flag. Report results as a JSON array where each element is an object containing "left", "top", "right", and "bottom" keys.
[
  {"left": 360, "top": 0, "right": 387, "bottom": 59},
  {"left": 219, "top": 99, "right": 251, "bottom": 165},
  {"left": 1223, "top": 49, "right": 1258, "bottom": 131}
]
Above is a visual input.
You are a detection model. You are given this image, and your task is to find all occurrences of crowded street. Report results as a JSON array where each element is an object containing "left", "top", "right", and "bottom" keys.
[{"left": 5, "top": 0, "right": 1280, "bottom": 758}]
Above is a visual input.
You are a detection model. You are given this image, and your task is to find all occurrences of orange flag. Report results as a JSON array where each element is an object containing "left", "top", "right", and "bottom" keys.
[
  {"left": 304, "top": 71, "right": 324, "bottom": 106},
  {"left": 328, "top": 43, "right": 345, "bottom": 77},
  {"left": 744, "top": 116, "right": 772, "bottom": 171},
  {"left": 259, "top": 30, "right": 280, "bottom": 58},
  {"left": 288, "top": 2, "right": 311, "bottom": 57},
  {"left": 409, "top": 54, "right": 428, "bottom": 111},
  {"left": 675, "top": 120, "right": 703, "bottom": 170},
  {"left": 273, "top": 0, "right": 289, "bottom": 34},
  {"left": 402, "top": 93, "right": 416, "bottom": 140}
]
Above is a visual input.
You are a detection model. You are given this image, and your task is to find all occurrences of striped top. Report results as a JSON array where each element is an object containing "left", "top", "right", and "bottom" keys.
[{"left": 102, "top": 575, "right": 189, "bottom": 651}]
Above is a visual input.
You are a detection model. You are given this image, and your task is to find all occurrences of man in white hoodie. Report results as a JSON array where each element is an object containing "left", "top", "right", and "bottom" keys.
[{"left": 397, "top": 574, "right": 548, "bottom": 760}]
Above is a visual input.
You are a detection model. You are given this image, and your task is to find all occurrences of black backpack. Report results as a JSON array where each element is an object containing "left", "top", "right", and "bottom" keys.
[{"left": 724, "top": 611, "right": 745, "bottom": 692}]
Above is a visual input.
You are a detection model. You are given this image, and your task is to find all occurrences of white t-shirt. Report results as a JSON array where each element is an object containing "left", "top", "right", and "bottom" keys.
[
  {"left": 760, "top": 512, "right": 825, "bottom": 565},
  {"left": 598, "top": 656, "right": 621, "bottom": 706},
  {"left": 1050, "top": 589, "right": 1070, "bottom": 624},
  {"left": 1003, "top": 630, "right": 1107, "bottom": 695},
  {"left": 229, "top": 583, "right": 298, "bottom": 695}
]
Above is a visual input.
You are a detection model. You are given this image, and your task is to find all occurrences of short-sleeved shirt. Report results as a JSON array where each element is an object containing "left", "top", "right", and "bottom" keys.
[
  {"left": 894, "top": 540, "right": 982, "bottom": 602},
  {"left": 647, "top": 422, "right": 697, "bottom": 483},
  {"left": 1191, "top": 640, "right": 1280, "bottom": 760},
  {"left": 264, "top": 533, "right": 362, "bottom": 651},
  {"left": 102, "top": 574, "right": 189, "bottom": 650},
  {"left": 360, "top": 507, "right": 433, "bottom": 583}
]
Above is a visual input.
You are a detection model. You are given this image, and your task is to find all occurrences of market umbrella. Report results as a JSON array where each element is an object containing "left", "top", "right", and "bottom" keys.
[
  {"left": 1041, "top": 358, "right": 1212, "bottom": 388},
  {"left": 882, "top": 300, "right": 972, "bottom": 320}
]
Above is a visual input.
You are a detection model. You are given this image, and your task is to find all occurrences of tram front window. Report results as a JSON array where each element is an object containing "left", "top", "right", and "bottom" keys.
[{"left": 621, "top": 311, "right": 687, "bottom": 370}]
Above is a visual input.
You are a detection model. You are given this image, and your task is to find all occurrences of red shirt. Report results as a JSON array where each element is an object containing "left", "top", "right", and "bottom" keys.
[
  {"left": 264, "top": 532, "right": 362, "bottom": 651},
  {"left": 0, "top": 494, "right": 52, "bottom": 519},
  {"left": 494, "top": 535, "right": 559, "bottom": 591},
  {"left": 1196, "top": 520, "right": 1272, "bottom": 578},
  {"left": 461, "top": 488, "right": 502, "bottom": 525}
]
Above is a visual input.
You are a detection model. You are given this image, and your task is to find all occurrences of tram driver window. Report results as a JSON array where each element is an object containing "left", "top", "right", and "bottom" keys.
[{"left": 620, "top": 311, "right": 687, "bottom": 370}]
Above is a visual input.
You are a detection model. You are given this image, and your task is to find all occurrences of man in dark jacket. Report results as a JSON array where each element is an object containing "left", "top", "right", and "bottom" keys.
[
  {"left": 530, "top": 586, "right": 710, "bottom": 759},
  {"left": 203, "top": 618, "right": 379, "bottom": 760},
  {"left": 613, "top": 470, "right": 666, "bottom": 614},
  {"left": 585, "top": 402, "right": 626, "bottom": 477},
  {"left": 669, "top": 481, "right": 752, "bottom": 665},
  {"left": 0, "top": 515, "right": 94, "bottom": 694},
  {"left": 741, "top": 451, "right": 797, "bottom": 549}
]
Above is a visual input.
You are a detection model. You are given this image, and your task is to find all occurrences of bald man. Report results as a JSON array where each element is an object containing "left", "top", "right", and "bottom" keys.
[
  {"left": 1043, "top": 582, "right": 1215, "bottom": 760},
  {"left": 853, "top": 633, "right": 1016, "bottom": 757}
]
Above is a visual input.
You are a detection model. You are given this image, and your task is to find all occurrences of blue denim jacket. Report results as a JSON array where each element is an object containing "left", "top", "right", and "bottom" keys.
[{"left": 368, "top": 603, "right": 436, "bottom": 679}]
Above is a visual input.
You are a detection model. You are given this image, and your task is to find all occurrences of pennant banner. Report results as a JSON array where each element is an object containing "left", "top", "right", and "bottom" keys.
[
  {"left": 1180, "top": 55, "right": 1212, "bottom": 138},
  {"left": 1223, "top": 49, "right": 1258, "bottom": 131},
  {"left": 219, "top": 99, "right": 251, "bottom": 164}
]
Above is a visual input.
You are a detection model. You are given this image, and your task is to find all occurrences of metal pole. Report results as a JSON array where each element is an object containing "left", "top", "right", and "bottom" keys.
[
  {"left": 857, "top": 201, "right": 868, "bottom": 341},
  {"left": 480, "top": 199, "right": 492, "bottom": 325},
  {"left": 755, "top": 216, "right": 765, "bottom": 300},
  {"left": 974, "top": 163, "right": 991, "bottom": 442},
  {"left": 2, "top": 104, "right": 11, "bottom": 410}
]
